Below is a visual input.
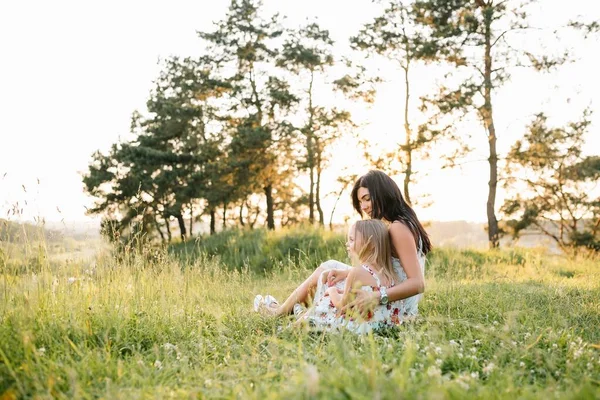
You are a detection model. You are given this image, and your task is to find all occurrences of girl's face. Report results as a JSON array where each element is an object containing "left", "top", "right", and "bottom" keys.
[
  {"left": 346, "top": 224, "right": 358, "bottom": 258},
  {"left": 357, "top": 187, "right": 372, "bottom": 218}
]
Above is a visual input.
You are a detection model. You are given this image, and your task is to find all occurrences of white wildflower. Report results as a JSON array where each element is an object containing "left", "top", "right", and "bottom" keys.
[
  {"left": 552, "top": 343, "right": 558, "bottom": 349},
  {"left": 37, "top": 347, "right": 46, "bottom": 356},
  {"left": 435, "top": 358, "right": 443, "bottom": 366},
  {"left": 470, "top": 371, "right": 479, "bottom": 379},
  {"left": 524, "top": 332, "right": 531, "bottom": 339},
  {"left": 482, "top": 362, "right": 496, "bottom": 375},
  {"left": 162, "top": 343, "right": 177, "bottom": 353},
  {"left": 458, "top": 353, "right": 464, "bottom": 359},
  {"left": 427, "top": 366, "right": 442, "bottom": 378},
  {"left": 493, "top": 321, "right": 499, "bottom": 326},
  {"left": 470, "top": 347, "right": 477, "bottom": 353},
  {"left": 449, "top": 340, "right": 458, "bottom": 346},
  {"left": 154, "top": 360, "right": 163, "bottom": 370},
  {"left": 67, "top": 277, "right": 77, "bottom": 284},
  {"left": 519, "top": 361, "right": 525, "bottom": 368},
  {"left": 474, "top": 340, "right": 481, "bottom": 346},
  {"left": 435, "top": 347, "right": 442, "bottom": 355}
]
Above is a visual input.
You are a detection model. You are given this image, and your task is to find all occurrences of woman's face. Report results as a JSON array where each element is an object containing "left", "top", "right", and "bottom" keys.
[{"left": 357, "top": 187, "right": 372, "bottom": 218}]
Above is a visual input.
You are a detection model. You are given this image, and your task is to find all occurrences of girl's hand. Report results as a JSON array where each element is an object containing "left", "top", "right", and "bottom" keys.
[
  {"left": 325, "top": 269, "right": 349, "bottom": 287},
  {"left": 343, "top": 289, "right": 379, "bottom": 319}
]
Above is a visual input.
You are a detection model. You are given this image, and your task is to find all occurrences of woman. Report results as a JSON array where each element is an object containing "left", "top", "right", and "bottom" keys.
[{"left": 255, "top": 170, "right": 431, "bottom": 318}]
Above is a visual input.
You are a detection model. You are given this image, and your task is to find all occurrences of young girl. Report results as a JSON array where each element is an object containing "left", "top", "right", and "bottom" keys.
[{"left": 295, "top": 219, "right": 405, "bottom": 333}]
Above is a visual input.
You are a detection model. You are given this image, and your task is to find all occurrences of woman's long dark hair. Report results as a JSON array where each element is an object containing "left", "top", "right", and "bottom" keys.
[{"left": 351, "top": 170, "right": 432, "bottom": 255}]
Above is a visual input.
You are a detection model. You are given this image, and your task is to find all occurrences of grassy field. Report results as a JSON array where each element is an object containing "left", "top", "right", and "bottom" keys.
[{"left": 1, "top": 228, "right": 599, "bottom": 399}]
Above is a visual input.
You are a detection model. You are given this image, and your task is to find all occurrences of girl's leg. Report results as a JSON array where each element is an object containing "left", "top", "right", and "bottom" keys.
[{"left": 267, "top": 260, "right": 350, "bottom": 316}]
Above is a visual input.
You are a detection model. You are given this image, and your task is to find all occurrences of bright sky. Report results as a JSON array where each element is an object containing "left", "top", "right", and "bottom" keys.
[{"left": 1, "top": 0, "right": 599, "bottom": 229}]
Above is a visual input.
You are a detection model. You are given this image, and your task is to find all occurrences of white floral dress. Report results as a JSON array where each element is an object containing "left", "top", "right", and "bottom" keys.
[{"left": 297, "top": 264, "right": 405, "bottom": 334}]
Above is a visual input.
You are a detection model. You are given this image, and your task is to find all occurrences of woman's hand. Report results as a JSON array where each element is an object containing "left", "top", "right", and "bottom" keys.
[
  {"left": 324, "top": 269, "right": 349, "bottom": 286},
  {"left": 342, "top": 289, "right": 379, "bottom": 319}
]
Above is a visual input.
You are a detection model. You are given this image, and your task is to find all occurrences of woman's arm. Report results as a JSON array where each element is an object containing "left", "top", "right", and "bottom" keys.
[{"left": 386, "top": 221, "right": 425, "bottom": 301}]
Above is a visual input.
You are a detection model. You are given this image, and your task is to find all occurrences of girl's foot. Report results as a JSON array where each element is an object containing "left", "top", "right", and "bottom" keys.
[
  {"left": 253, "top": 295, "right": 264, "bottom": 312},
  {"left": 254, "top": 294, "right": 280, "bottom": 315}
]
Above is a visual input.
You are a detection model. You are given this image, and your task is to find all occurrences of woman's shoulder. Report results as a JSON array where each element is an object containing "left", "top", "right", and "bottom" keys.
[{"left": 388, "top": 220, "right": 413, "bottom": 237}]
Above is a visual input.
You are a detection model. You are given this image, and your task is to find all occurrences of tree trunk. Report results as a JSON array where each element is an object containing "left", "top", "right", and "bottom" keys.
[
  {"left": 309, "top": 156, "right": 315, "bottom": 224},
  {"left": 264, "top": 184, "right": 275, "bottom": 230},
  {"left": 176, "top": 214, "right": 187, "bottom": 241},
  {"left": 483, "top": 8, "right": 500, "bottom": 248},
  {"left": 188, "top": 203, "right": 193, "bottom": 237},
  {"left": 239, "top": 199, "right": 246, "bottom": 227},
  {"left": 402, "top": 61, "right": 413, "bottom": 206},
  {"left": 315, "top": 144, "right": 325, "bottom": 226},
  {"left": 307, "top": 69, "right": 316, "bottom": 224},
  {"left": 222, "top": 202, "right": 228, "bottom": 230},
  {"left": 164, "top": 214, "right": 172, "bottom": 242},
  {"left": 250, "top": 205, "right": 260, "bottom": 229},
  {"left": 209, "top": 209, "right": 216, "bottom": 235},
  {"left": 154, "top": 216, "right": 166, "bottom": 244},
  {"left": 329, "top": 186, "right": 345, "bottom": 231}
]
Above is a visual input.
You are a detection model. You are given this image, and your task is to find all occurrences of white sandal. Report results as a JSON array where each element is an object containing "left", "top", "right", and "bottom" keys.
[
  {"left": 264, "top": 295, "right": 279, "bottom": 308},
  {"left": 253, "top": 295, "right": 264, "bottom": 312}
]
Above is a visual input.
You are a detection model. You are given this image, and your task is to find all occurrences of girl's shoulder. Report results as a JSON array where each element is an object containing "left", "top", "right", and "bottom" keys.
[{"left": 350, "top": 265, "right": 378, "bottom": 286}]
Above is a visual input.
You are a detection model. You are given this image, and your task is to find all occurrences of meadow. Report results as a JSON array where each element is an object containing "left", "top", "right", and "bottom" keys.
[{"left": 1, "top": 227, "right": 599, "bottom": 399}]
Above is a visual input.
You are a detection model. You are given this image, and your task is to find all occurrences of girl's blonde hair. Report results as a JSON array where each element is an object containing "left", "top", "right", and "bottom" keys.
[{"left": 353, "top": 219, "right": 397, "bottom": 284}]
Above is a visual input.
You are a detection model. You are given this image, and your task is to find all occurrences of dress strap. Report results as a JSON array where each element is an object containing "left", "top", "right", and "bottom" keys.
[{"left": 361, "top": 264, "right": 382, "bottom": 287}]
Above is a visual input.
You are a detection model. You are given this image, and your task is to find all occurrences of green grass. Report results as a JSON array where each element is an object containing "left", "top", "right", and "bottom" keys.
[{"left": 1, "top": 228, "right": 599, "bottom": 399}]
